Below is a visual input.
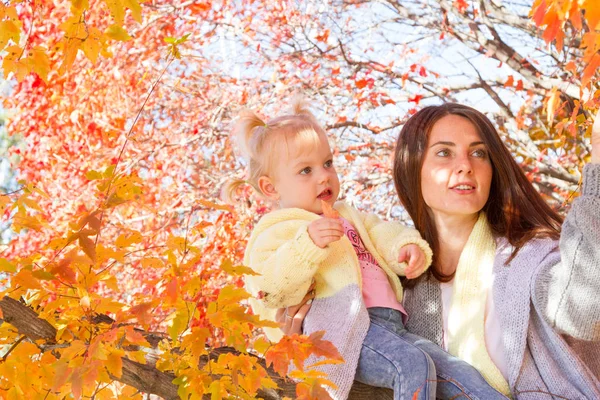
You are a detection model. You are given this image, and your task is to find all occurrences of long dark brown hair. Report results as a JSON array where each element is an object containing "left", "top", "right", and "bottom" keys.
[{"left": 393, "top": 103, "right": 563, "bottom": 284}]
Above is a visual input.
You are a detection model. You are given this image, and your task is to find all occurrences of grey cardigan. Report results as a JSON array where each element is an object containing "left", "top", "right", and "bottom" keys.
[{"left": 403, "top": 164, "right": 600, "bottom": 399}]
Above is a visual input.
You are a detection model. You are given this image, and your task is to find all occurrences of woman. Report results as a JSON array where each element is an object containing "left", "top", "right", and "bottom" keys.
[{"left": 280, "top": 103, "right": 600, "bottom": 399}]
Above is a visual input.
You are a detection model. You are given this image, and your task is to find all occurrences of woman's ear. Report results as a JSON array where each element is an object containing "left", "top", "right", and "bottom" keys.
[{"left": 258, "top": 176, "right": 280, "bottom": 201}]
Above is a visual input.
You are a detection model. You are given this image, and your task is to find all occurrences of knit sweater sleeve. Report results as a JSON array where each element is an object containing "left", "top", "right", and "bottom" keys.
[
  {"left": 359, "top": 211, "right": 433, "bottom": 276},
  {"left": 246, "top": 220, "right": 329, "bottom": 309},
  {"left": 536, "top": 163, "right": 600, "bottom": 341}
]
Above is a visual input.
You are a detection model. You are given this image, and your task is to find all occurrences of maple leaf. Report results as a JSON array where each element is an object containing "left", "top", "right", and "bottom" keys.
[{"left": 320, "top": 200, "right": 339, "bottom": 218}]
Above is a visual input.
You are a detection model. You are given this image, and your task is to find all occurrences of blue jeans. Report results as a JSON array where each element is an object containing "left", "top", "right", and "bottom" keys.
[{"left": 355, "top": 307, "right": 509, "bottom": 400}]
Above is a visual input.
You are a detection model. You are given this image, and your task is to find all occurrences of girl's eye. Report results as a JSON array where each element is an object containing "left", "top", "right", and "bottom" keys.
[
  {"left": 324, "top": 160, "right": 333, "bottom": 168},
  {"left": 435, "top": 149, "right": 450, "bottom": 157},
  {"left": 300, "top": 167, "right": 311, "bottom": 175},
  {"left": 472, "top": 149, "right": 487, "bottom": 158}
]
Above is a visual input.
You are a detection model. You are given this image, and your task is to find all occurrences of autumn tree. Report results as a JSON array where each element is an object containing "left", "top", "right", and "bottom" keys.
[{"left": 0, "top": 0, "right": 598, "bottom": 398}]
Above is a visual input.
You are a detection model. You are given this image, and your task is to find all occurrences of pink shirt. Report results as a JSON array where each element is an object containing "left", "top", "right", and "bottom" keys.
[{"left": 341, "top": 217, "right": 407, "bottom": 316}]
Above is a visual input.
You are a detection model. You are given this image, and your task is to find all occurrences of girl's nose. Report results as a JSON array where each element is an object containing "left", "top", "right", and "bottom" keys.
[{"left": 318, "top": 169, "right": 330, "bottom": 184}]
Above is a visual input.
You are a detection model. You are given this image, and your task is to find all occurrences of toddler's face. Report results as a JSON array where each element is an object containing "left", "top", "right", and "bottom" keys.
[{"left": 271, "top": 132, "right": 340, "bottom": 214}]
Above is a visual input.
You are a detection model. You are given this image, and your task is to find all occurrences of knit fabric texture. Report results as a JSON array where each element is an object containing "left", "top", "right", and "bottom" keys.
[
  {"left": 404, "top": 163, "right": 600, "bottom": 399},
  {"left": 244, "top": 201, "right": 432, "bottom": 400}
]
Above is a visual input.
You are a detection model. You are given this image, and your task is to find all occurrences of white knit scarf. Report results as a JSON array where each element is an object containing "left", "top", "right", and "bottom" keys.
[{"left": 446, "top": 212, "right": 511, "bottom": 396}]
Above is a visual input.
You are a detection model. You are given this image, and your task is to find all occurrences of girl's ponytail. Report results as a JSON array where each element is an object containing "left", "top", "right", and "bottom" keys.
[
  {"left": 233, "top": 109, "right": 267, "bottom": 160},
  {"left": 290, "top": 95, "right": 316, "bottom": 118},
  {"left": 221, "top": 178, "right": 247, "bottom": 204}
]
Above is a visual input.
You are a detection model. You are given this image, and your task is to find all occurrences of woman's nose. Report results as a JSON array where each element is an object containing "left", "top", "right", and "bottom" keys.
[{"left": 456, "top": 156, "right": 473, "bottom": 174}]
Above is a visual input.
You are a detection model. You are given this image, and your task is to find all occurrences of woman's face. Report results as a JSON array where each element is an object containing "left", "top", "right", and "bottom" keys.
[{"left": 420, "top": 114, "right": 493, "bottom": 221}]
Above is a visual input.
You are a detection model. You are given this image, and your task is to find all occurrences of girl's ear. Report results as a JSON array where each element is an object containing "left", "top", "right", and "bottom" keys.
[{"left": 258, "top": 176, "right": 279, "bottom": 201}]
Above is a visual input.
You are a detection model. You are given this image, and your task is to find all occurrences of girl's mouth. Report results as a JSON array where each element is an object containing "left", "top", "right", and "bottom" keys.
[{"left": 317, "top": 189, "right": 333, "bottom": 199}]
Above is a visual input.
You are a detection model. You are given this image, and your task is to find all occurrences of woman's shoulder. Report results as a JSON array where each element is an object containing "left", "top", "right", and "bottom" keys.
[{"left": 495, "top": 236, "right": 559, "bottom": 266}]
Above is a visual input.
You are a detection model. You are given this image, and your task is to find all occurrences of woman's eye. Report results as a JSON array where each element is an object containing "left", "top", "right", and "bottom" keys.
[
  {"left": 472, "top": 149, "right": 487, "bottom": 158},
  {"left": 300, "top": 167, "right": 311, "bottom": 175},
  {"left": 435, "top": 149, "right": 450, "bottom": 157},
  {"left": 324, "top": 160, "right": 333, "bottom": 168}
]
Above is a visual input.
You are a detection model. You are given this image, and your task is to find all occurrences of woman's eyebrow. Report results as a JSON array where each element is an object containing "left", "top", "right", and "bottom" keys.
[{"left": 429, "top": 141, "right": 485, "bottom": 148}]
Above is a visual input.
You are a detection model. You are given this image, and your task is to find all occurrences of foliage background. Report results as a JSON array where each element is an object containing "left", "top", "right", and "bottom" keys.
[{"left": 0, "top": 0, "right": 598, "bottom": 398}]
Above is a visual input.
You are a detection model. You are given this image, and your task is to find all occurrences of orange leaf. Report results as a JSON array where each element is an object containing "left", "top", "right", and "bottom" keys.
[
  {"left": 307, "top": 331, "right": 343, "bottom": 362},
  {"left": 582, "top": 53, "right": 600, "bottom": 87},
  {"left": 130, "top": 302, "right": 153, "bottom": 328},
  {"left": 532, "top": 0, "right": 548, "bottom": 27},
  {"left": 78, "top": 234, "right": 96, "bottom": 262},
  {"left": 412, "top": 387, "right": 421, "bottom": 400},
  {"left": 320, "top": 200, "right": 339, "bottom": 218},
  {"left": 197, "top": 199, "right": 232, "bottom": 212},
  {"left": 504, "top": 75, "right": 514, "bottom": 87},
  {"left": 583, "top": 0, "right": 600, "bottom": 30}
]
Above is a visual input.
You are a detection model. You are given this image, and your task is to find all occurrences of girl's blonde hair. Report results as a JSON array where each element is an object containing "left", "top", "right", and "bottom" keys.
[{"left": 222, "top": 97, "right": 326, "bottom": 203}]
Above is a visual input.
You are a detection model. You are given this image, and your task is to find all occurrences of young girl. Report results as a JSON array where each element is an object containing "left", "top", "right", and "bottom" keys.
[{"left": 225, "top": 98, "right": 508, "bottom": 400}]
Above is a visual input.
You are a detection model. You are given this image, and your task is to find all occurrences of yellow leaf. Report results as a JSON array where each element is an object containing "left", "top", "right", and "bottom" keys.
[
  {"left": 166, "top": 234, "right": 186, "bottom": 253},
  {"left": 0, "top": 258, "right": 16, "bottom": 273},
  {"left": 23, "top": 46, "right": 50, "bottom": 82},
  {"left": 217, "top": 285, "right": 251, "bottom": 305},
  {"left": 0, "top": 20, "right": 20, "bottom": 49},
  {"left": 141, "top": 257, "right": 164, "bottom": 268},
  {"left": 168, "top": 307, "right": 189, "bottom": 342},
  {"left": 104, "top": 0, "right": 125, "bottom": 25},
  {"left": 115, "top": 231, "right": 142, "bottom": 247},
  {"left": 26, "top": 183, "right": 50, "bottom": 199},
  {"left": 85, "top": 169, "right": 103, "bottom": 180},
  {"left": 220, "top": 259, "right": 260, "bottom": 276},
  {"left": 70, "top": 0, "right": 90, "bottom": 15},
  {"left": 123, "top": 0, "right": 142, "bottom": 22},
  {"left": 18, "top": 195, "right": 42, "bottom": 212},
  {"left": 81, "top": 27, "right": 103, "bottom": 64},
  {"left": 105, "top": 24, "right": 131, "bottom": 41},
  {"left": 12, "top": 211, "right": 45, "bottom": 233},
  {"left": 58, "top": 38, "right": 81, "bottom": 76},
  {"left": 252, "top": 337, "right": 271, "bottom": 355},
  {"left": 105, "top": 350, "right": 123, "bottom": 378},
  {"left": 2, "top": 45, "right": 28, "bottom": 82},
  {"left": 546, "top": 88, "right": 560, "bottom": 125}
]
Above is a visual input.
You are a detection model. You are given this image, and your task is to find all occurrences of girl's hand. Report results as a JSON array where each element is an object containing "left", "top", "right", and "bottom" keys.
[
  {"left": 308, "top": 217, "right": 344, "bottom": 248},
  {"left": 398, "top": 244, "right": 427, "bottom": 279},
  {"left": 592, "top": 108, "right": 600, "bottom": 164},
  {"left": 275, "top": 281, "right": 316, "bottom": 335}
]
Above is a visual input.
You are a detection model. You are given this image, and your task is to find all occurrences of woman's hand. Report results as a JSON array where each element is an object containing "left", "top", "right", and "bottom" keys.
[
  {"left": 592, "top": 108, "right": 600, "bottom": 164},
  {"left": 275, "top": 281, "right": 316, "bottom": 335}
]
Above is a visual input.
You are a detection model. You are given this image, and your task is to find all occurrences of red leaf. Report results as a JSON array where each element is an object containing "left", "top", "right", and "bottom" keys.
[
  {"left": 454, "top": 0, "right": 468, "bottom": 13},
  {"left": 516, "top": 79, "right": 524, "bottom": 91},
  {"left": 409, "top": 94, "right": 423, "bottom": 104}
]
